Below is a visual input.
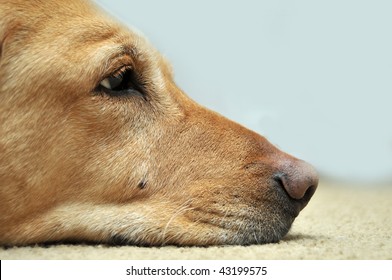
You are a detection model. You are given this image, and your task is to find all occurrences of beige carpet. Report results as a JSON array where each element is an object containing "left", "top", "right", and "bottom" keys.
[{"left": 1, "top": 181, "right": 391, "bottom": 260}]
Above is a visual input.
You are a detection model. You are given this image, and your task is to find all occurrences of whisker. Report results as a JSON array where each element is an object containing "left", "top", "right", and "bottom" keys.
[{"left": 161, "top": 199, "right": 194, "bottom": 245}]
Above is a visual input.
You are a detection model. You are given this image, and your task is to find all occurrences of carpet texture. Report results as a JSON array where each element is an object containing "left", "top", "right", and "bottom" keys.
[{"left": 1, "top": 182, "right": 391, "bottom": 260}]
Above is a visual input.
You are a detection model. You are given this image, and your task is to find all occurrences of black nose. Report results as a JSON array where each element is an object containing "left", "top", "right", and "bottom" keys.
[{"left": 274, "top": 160, "right": 318, "bottom": 201}]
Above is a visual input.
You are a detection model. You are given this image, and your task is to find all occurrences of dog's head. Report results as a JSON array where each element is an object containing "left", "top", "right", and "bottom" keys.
[{"left": 0, "top": 0, "right": 318, "bottom": 246}]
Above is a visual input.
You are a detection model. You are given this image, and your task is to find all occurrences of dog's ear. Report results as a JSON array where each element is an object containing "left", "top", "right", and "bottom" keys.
[
  {"left": 0, "top": 7, "right": 22, "bottom": 66},
  {"left": 0, "top": 11, "right": 7, "bottom": 64},
  {"left": 0, "top": 8, "right": 13, "bottom": 65},
  {"left": 0, "top": 21, "right": 4, "bottom": 64}
]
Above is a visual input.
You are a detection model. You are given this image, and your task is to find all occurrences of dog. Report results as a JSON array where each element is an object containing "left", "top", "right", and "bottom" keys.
[{"left": 0, "top": 0, "right": 318, "bottom": 246}]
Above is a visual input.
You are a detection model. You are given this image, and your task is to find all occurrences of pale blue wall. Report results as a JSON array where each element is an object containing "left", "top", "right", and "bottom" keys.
[{"left": 95, "top": 0, "right": 392, "bottom": 184}]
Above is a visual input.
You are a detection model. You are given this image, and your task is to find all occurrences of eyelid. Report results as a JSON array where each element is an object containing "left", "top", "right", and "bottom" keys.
[{"left": 111, "top": 65, "right": 132, "bottom": 78}]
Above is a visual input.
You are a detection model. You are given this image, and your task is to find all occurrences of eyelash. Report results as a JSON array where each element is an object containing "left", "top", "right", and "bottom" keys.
[{"left": 112, "top": 66, "right": 130, "bottom": 81}]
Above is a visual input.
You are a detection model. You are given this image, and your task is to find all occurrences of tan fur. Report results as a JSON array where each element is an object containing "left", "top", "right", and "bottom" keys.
[{"left": 0, "top": 0, "right": 317, "bottom": 246}]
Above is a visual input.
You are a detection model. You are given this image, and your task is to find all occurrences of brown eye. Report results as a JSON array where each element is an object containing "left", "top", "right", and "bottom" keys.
[
  {"left": 99, "top": 67, "right": 144, "bottom": 98},
  {"left": 100, "top": 74, "right": 124, "bottom": 90}
]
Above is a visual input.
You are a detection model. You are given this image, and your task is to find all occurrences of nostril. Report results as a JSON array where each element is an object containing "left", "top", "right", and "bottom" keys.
[
  {"left": 302, "top": 185, "right": 317, "bottom": 202},
  {"left": 273, "top": 173, "right": 286, "bottom": 190},
  {"left": 273, "top": 171, "right": 318, "bottom": 200},
  {"left": 272, "top": 158, "right": 319, "bottom": 200},
  {"left": 273, "top": 173, "right": 297, "bottom": 199}
]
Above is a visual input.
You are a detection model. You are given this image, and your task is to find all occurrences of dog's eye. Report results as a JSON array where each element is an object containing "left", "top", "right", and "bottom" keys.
[
  {"left": 100, "top": 75, "right": 123, "bottom": 90},
  {"left": 99, "top": 67, "right": 144, "bottom": 97}
]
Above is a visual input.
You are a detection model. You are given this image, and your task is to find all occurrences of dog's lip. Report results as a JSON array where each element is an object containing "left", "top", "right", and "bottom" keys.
[{"left": 282, "top": 201, "right": 302, "bottom": 218}]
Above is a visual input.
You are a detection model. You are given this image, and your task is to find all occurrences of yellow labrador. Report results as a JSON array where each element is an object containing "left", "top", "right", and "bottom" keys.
[{"left": 0, "top": 0, "right": 318, "bottom": 246}]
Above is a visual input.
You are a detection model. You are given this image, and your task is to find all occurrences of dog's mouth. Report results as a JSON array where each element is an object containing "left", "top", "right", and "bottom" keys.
[
  {"left": 108, "top": 209, "right": 295, "bottom": 246},
  {"left": 105, "top": 183, "right": 312, "bottom": 247},
  {"left": 22, "top": 179, "right": 316, "bottom": 247}
]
